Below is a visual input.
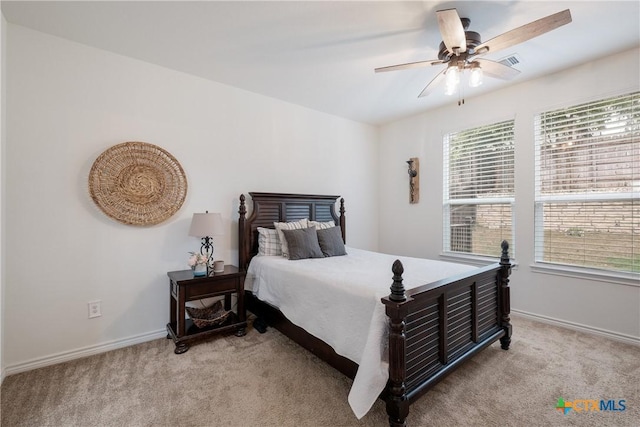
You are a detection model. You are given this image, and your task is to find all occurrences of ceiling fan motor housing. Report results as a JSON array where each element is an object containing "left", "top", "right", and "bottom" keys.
[{"left": 438, "top": 30, "right": 482, "bottom": 60}]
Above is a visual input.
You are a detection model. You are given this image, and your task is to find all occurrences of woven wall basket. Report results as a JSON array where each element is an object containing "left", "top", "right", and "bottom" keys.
[{"left": 89, "top": 141, "right": 188, "bottom": 226}]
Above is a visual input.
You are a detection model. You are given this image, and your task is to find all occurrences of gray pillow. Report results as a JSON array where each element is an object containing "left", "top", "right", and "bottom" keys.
[
  {"left": 281, "top": 227, "right": 324, "bottom": 260},
  {"left": 317, "top": 226, "right": 347, "bottom": 257}
]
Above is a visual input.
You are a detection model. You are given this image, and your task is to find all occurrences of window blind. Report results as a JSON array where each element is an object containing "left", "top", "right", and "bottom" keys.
[
  {"left": 443, "top": 120, "right": 515, "bottom": 257},
  {"left": 534, "top": 92, "right": 639, "bottom": 274}
]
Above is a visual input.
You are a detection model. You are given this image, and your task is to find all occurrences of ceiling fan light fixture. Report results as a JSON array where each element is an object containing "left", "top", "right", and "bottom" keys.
[
  {"left": 444, "top": 82, "right": 457, "bottom": 96},
  {"left": 469, "top": 64, "right": 483, "bottom": 88},
  {"left": 445, "top": 65, "right": 459, "bottom": 85},
  {"left": 445, "top": 65, "right": 460, "bottom": 94}
]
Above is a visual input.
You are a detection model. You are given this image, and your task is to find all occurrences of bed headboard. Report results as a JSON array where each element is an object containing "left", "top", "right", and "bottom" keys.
[{"left": 238, "top": 192, "right": 346, "bottom": 271}]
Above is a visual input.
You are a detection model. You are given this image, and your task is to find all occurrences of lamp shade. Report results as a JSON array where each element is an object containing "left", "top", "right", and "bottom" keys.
[{"left": 188, "top": 212, "right": 224, "bottom": 237}]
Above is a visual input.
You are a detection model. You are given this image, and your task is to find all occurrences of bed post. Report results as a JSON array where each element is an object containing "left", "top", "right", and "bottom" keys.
[
  {"left": 239, "top": 194, "right": 247, "bottom": 271},
  {"left": 499, "top": 240, "right": 512, "bottom": 350},
  {"left": 384, "top": 260, "right": 409, "bottom": 427},
  {"left": 339, "top": 197, "right": 346, "bottom": 243}
]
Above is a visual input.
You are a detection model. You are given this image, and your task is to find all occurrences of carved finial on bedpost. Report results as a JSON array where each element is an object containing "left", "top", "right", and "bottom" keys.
[
  {"left": 239, "top": 194, "right": 247, "bottom": 271},
  {"left": 390, "top": 260, "right": 406, "bottom": 302},
  {"left": 339, "top": 197, "right": 346, "bottom": 244},
  {"left": 499, "top": 240, "right": 512, "bottom": 350},
  {"left": 500, "top": 240, "right": 510, "bottom": 268},
  {"left": 239, "top": 194, "right": 246, "bottom": 218}
]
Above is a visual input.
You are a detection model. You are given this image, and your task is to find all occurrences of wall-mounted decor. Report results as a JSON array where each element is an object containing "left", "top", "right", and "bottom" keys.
[
  {"left": 407, "top": 157, "right": 419, "bottom": 204},
  {"left": 88, "top": 141, "right": 187, "bottom": 226}
]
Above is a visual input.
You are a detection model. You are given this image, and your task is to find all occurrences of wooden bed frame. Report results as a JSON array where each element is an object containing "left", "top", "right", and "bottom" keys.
[{"left": 238, "top": 192, "right": 512, "bottom": 427}]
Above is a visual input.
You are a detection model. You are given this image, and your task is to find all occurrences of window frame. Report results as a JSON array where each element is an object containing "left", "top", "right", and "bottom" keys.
[
  {"left": 442, "top": 119, "right": 516, "bottom": 262},
  {"left": 532, "top": 91, "right": 639, "bottom": 285}
]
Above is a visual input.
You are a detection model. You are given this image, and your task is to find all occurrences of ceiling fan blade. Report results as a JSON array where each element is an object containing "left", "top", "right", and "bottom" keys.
[
  {"left": 418, "top": 69, "right": 446, "bottom": 98},
  {"left": 437, "top": 8, "right": 467, "bottom": 55},
  {"left": 474, "top": 9, "right": 571, "bottom": 56},
  {"left": 375, "top": 59, "right": 443, "bottom": 73},
  {"left": 475, "top": 59, "right": 521, "bottom": 80}
]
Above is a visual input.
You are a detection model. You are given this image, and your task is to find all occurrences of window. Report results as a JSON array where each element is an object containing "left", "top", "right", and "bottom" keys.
[
  {"left": 443, "top": 120, "right": 515, "bottom": 258},
  {"left": 534, "top": 92, "right": 639, "bottom": 275}
]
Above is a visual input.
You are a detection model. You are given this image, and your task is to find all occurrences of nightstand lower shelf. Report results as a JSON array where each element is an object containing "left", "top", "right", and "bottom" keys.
[{"left": 166, "top": 314, "right": 247, "bottom": 354}]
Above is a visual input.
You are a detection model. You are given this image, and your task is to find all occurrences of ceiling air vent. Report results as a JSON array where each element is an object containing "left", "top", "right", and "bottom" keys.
[{"left": 498, "top": 53, "right": 522, "bottom": 67}]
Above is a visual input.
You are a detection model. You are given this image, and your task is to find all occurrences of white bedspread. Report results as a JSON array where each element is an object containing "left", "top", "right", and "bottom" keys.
[{"left": 245, "top": 247, "right": 475, "bottom": 418}]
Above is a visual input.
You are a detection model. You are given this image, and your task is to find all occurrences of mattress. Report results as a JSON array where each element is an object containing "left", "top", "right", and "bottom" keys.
[{"left": 245, "top": 246, "right": 475, "bottom": 418}]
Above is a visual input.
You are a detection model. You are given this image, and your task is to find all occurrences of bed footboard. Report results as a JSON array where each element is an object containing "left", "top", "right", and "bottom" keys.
[{"left": 382, "top": 241, "right": 512, "bottom": 427}]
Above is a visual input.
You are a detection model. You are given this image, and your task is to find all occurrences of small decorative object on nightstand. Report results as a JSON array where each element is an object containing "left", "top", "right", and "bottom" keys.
[
  {"left": 212, "top": 259, "right": 225, "bottom": 273},
  {"left": 166, "top": 265, "right": 246, "bottom": 354},
  {"left": 187, "top": 252, "right": 208, "bottom": 277}
]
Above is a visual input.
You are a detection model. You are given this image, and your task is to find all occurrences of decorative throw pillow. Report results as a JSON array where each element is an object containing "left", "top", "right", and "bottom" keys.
[
  {"left": 257, "top": 227, "right": 282, "bottom": 256},
  {"left": 274, "top": 218, "right": 309, "bottom": 258},
  {"left": 308, "top": 220, "right": 335, "bottom": 230},
  {"left": 282, "top": 227, "right": 324, "bottom": 260},
  {"left": 317, "top": 226, "right": 347, "bottom": 257}
]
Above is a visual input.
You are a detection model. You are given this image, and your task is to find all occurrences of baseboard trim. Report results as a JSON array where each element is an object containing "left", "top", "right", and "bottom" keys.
[
  {"left": 3, "top": 329, "right": 167, "bottom": 377},
  {"left": 4, "top": 312, "right": 639, "bottom": 377},
  {"left": 512, "top": 309, "right": 639, "bottom": 346}
]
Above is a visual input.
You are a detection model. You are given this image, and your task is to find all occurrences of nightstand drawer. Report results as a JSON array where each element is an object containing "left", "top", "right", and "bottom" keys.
[{"left": 184, "top": 277, "right": 239, "bottom": 300}]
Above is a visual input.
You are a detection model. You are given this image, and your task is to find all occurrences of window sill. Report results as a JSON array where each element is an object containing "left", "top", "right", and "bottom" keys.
[
  {"left": 439, "top": 252, "right": 518, "bottom": 269},
  {"left": 530, "top": 263, "right": 639, "bottom": 287}
]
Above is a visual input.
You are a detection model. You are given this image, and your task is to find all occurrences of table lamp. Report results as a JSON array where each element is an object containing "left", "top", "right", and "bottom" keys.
[{"left": 188, "top": 211, "right": 224, "bottom": 270}]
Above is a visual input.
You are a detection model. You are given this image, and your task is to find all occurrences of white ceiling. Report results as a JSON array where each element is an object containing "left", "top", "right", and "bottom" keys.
[{"left": 2, "top": 1, "right": 639, "bottom": 125}]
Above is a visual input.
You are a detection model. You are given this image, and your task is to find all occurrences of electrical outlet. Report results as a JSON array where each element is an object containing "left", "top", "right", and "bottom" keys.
[{"left": 88, "top": 300, "right": 102, "bottom": 318}]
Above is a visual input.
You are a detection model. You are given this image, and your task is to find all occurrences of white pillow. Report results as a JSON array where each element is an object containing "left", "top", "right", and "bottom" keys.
[
  {"left": 308, "top": 220, "right": 335, "bottom": 230},
  {"left": 257, "top": 227, "right": 282, "bottom": 256},
  {"left": 274, "top": 218, "right": 309, "bottom": 258}
]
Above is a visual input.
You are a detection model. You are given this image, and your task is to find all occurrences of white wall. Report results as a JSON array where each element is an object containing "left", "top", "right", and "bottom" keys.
[
  {"left": 379, "top": 48, "right": 640, "bottom": 343},
  {"left": 4, "top": 24, "right": 379, "bottom": 372},
  {"left": 0, "top": 11, "right": 6, "bottom": 382}
]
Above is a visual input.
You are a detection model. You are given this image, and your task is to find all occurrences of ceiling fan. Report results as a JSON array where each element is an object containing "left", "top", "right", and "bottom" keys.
[{"left": 375, "top": 8, "right": 572, "bottom": 99}]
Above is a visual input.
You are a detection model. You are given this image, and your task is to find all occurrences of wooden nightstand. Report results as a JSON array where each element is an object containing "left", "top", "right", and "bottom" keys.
[{"left": 166, "top": 265, "right": 246, "bottom": 354}]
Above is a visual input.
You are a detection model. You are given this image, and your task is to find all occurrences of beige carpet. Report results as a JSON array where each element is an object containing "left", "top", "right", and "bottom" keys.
[{"left": 1, "top": 316, "right": 638, "bottom": 427}]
